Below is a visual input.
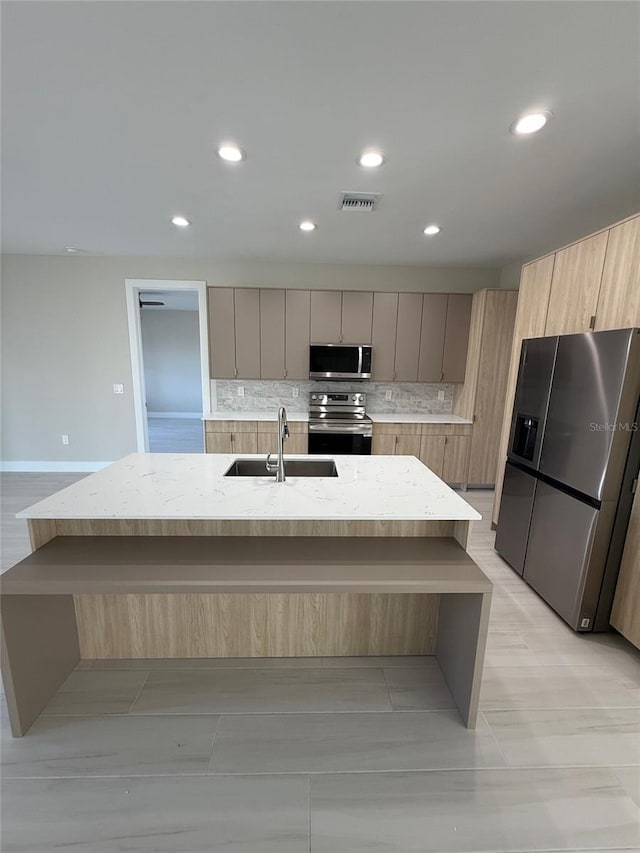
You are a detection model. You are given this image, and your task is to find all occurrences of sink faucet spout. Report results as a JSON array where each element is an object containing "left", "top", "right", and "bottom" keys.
[{"left": 265, "top": 407, "right": 289, "bottom": 482}]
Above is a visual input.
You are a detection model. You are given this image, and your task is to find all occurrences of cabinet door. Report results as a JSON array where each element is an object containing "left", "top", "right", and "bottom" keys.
[
  {"left": 595, "top": 216, "right": 640, "bottom": 331},
  {"left": 442, "top": 294, "right": 473, "bottom": 382},
  {"left": 208, "top": 288, "right": 236, "bottom": 378},
  {"left": 206, "top": 432, "right": 233, "bottom": 453},
  {"left": 610, "top": 486, "right": 640, "bottom": 649},
  {"left": 419, "top": 435, "right": 446, "bottom": 477},
  {"left": 418, "top": 294, "right": 448, "bottom": 382},
  {"left": 443, "top": 435, "right": 470, "bottom": 484},
  {"left": 310, "top": 291, "right": 342, "bottom": 343},
  {"left": 372, "top": 433, "right": 397, "bottom": 455},
  {"left": 341, "top": 291, "right": 373, "bottom": 343},
  {"left": 394, "top": 294, "right": 423, "bottom": 381},
  {"left": 396, "top": 435, "right": 422, "bottom": 457},
  {"left": 232, "top": 432, "right": 258, "bottom": 454},
  {"left": 285, "top": 290, "right": 311, "bottom": 380},
  {"left": 234, "top": 288, "right": 261, "bottom": 378},
  {"left": 544, "top": 232, "right": 608, "bottom": 335},
  {"left": 492, "top": 255, "right": 555, "bottom": 526},
  {"left": 371, "top": 293, "right": 398, "bottom": 382},
  {"left": 260, "top": 289, "right": 286, "bottom": 379},
  {"left": 468, "top": 290, "right": 518, "bottom": 485}
]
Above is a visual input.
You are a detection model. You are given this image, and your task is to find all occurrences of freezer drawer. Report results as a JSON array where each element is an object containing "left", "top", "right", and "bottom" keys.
[
  {"left": 495, "top": 463, "right": 537, "bottom": 576},
  {"left": 523, "top": 481, "right": 599, "bottom": 630}
]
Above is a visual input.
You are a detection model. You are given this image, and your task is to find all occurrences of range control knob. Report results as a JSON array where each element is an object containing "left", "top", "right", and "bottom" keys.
[
  {"left": 311, "top": 394, "right": 317, "bottom": 401},
  {"left": 352, "top": 394, "right": 357, "bottom": 401}
]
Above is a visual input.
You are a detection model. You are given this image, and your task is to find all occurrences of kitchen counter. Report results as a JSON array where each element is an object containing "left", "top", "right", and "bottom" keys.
[
  {"left": 202, "top": 411, "right": 472, "bottom": 424},
  {"left": 18, "top": 453, "right": 481, "bottom": 522}
]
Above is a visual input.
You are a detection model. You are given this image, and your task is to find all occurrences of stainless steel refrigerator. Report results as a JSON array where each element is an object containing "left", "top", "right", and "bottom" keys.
[{"left": 495, "top": 328, "right": 640, "bottom": 631}]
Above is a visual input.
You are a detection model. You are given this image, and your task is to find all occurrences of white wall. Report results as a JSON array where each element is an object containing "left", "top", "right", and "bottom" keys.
[
  {"left": 0, "top": 253, "right": 500, "bottom": 466},
  {"left": 141, "top": 310, "right": 202, "bottom": 415}
]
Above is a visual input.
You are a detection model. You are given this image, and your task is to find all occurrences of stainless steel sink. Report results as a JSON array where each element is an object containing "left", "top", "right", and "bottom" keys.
[{"left": 224, "top": 459, "right": 338, "bottom": 478}]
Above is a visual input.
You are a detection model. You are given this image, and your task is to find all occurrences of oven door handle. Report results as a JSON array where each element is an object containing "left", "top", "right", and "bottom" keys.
[{"left": 308, "top": 423, "right": 372, "bottom": 434}]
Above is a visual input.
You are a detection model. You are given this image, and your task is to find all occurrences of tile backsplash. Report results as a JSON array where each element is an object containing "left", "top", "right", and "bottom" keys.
[{"left": 211, "top": 380, "right": 454, "bottom": 414}]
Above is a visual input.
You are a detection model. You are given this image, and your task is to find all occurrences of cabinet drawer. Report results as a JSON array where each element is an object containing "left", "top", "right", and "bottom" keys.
[
  {"left": 257, "top": 433, "right": 308, "bottom": 455},
  {"left": 257, "top": 420, "right": 308, "bottom": 435},
  {"left": 421, "top": 423, "right": 472, "bottom": 437},
  {"left": 371, "top": 422, "right": 423, "bottom": 436},
  {"left": 204, "top": 420, "right": 258, "bottom": 434}
]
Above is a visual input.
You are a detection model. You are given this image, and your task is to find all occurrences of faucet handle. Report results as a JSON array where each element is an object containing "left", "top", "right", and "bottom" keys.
[
  {"left": 284, "top": 423, "right": 290, "bottom": 439},
  {"left": 265, "top": 453, "right": 278, "bottom": 472}
]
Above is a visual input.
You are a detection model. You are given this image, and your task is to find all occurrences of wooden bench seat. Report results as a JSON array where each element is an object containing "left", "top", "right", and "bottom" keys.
[{"left": 1, "top": 536, "right": 492, "bottom": 736}]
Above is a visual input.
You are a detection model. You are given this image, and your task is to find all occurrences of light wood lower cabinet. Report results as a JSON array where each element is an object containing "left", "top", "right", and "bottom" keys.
[
  {"left": 442, "top": 436, "right": 471, "bottom": 484},
  {"left": 205, "top": 420, "right": 308, "bottom": 455},
  {"left": 419, "top": 435, "right": 446, "bottom": 477},
  {"left": 372, "top": 423, "right": 472, "bottom": 484},
  {"left": 610, "top": 487, "right": 640, "bottom": 649}
]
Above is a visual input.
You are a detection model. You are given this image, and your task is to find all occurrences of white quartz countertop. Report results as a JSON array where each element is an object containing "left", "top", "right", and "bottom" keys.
[
  {"left": 18, "top": 453, "right": 481, "bottom": 522},
  {"left": 202, "top": 411, "right": 472, "bottom": 425}
]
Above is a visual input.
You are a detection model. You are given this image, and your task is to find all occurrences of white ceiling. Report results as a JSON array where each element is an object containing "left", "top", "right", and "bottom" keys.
[{"left": 2, "top": 1, "right": 639, "bottom": 266}]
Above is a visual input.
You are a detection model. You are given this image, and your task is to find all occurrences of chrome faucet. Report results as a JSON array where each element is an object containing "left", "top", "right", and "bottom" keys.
[{"left": 265, "top": 407, "right": 290, "bottom": 482}]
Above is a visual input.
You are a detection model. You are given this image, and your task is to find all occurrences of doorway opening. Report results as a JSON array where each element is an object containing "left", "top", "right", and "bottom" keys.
[{"left": 125, "top": 280, "right": 210, "bottom": 453}]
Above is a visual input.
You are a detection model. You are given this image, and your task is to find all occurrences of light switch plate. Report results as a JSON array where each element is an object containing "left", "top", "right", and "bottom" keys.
[
  {"left": 237, "top": 386, "right": 245, "bottom": 397},
  {"left": 292, "top": 387, "right": 299, "bottom": 398},
  {"left": 62, "top": 434, "right": 69, "bottom": 445},
  {"left": 385, "top": 390, "right": 393, "bottom": 401},
  {"left": 113, "top": 383, "right": 124, "bottom": 395},
  {"left": 438, "top": 390, "right": 445, "bottom": 401}
]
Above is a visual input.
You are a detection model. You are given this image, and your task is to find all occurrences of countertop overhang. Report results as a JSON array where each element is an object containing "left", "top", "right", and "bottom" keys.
[{"left": 17, "top": 453, "right": 482, "bottom": 523}]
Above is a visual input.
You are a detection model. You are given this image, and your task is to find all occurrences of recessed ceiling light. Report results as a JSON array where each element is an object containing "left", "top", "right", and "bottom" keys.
[
  {"left": 358, "top": 150, "right": 385, "bottom": 168},
  {"left": 64, "top": 246, "right": 81, "bottom": 253},
  {"left": 299, "top": 221, "right": 317, "bottom": 232},
  {"left": 510, "top": 110, "right": 553, "bottom": 136},
  {"left": 217, "top": 144, "right": 245, "bottom": 162},
  {"left": 423, "top": 224, "right": 442, "bottom": 236},
  {"left": 171, "top": 216, "right": 191, "bottom": 228}
]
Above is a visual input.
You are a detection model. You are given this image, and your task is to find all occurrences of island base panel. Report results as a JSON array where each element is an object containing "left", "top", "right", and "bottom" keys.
[
  {"left": 74, "top": 593, "right": 439, "bottom": 659},
  {"left": 436, "top": 591, "right": 491, "bottom": 728},
  {"left": 1, "top": 594, "right": 80, "bottom": 736}
]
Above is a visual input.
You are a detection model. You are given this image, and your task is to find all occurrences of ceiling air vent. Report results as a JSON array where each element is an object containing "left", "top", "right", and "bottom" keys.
[{"left": 340, "top": 192, "right": 381, "bottom": 212}]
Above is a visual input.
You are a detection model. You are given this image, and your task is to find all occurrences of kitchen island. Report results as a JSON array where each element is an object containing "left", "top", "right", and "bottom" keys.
[{"left": 3, "top": 453, "right": 490, "bottom": 734}]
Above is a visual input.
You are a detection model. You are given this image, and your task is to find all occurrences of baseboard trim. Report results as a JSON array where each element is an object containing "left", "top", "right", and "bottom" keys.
[
  {"left": 147, "top": 412, "right": 202, "bottom": 419},
  {"left": 0, "top": 461, "right": 112, "bottom": 473}
]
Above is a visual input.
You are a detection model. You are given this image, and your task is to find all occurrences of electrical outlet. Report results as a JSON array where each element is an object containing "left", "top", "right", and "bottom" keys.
[
  {"left": 385, "top": 390, "right": 393, "bottom": 401},
  {"left": 292, "top": 387, "right": 299, "bottom": 398},
  {"left": 62, "top": 434, "right": 70, "bottom": 445},
  {"left": 438, "top": 390, "right": 445, "bottom": 401},
  {"left": 113, "top": 383, "right": 124, "bottom": 395},
  {"left": 237, "top": 386, "right": 245, "bottom": 397}
]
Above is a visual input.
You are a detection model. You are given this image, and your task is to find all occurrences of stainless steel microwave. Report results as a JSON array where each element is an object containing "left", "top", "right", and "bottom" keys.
[{"left": 309, "top": 344, "right": 372, "bottom": 380}]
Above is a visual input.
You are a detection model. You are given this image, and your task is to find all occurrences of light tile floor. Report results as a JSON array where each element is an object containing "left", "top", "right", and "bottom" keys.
[
  {"left": 147, "top": 416, "right": 204, "bottom": 453},
  {"left": 1, "top": 476, "right": 639, "bottom": 852}
]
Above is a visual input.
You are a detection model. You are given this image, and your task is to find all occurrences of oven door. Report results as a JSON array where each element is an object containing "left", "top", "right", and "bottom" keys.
[{"left": 308, "top": 425, "right": 372, "bottom": 455}]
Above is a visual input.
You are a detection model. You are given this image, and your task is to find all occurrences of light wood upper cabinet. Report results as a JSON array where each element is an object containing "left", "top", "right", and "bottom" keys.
[
  {"left": 371, "top": 292, "right": 399, "bottom": 381},
  {"left": 595, "top": 216, "right": 640, "bottom": 331},
  {"left": 208, "top": 287, "right": 236, "bottom": 379},
  {"left": 285, "top": 290, "right": 311, "bottom": 380},
  {"left": 394, "top": 294, "right": 424, "bottom": 381},
  {"left": 418, "top": 294, "right": 448, "bottom": 382},
  {"left": 492, "top": 256, "right": 555, "bottom": 525},
  {"left": 234, "top": 288, "right": 261, "bottom": 379},
  {"left": 544, "top": 231, "right": 608, "bottom": 335},
  {"left": 310, "top": 291, "right": 342, "bottom": 343},
  {"left": 443, "top": 294, "right": 473, "bottom": 382},
  {"left": 260, "top": 289, "right": 285, "bottom": 379}
]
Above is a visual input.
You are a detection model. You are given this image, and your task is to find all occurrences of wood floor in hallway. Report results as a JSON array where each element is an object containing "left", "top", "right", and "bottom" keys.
[{"left": 1, "top": 473, "right": 639, "bottom": 852}]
